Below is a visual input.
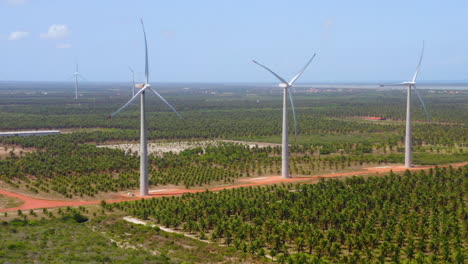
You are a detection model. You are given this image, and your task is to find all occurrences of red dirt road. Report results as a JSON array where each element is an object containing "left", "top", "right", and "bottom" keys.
[
  {"left": 0, "top": 190, "right": 138, "bottom": 212},
  {"left": 1, "top": 162, "right": 466, "bottom": 213}
]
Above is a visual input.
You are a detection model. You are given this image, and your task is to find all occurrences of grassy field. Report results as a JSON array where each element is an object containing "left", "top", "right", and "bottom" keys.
[
  {"left": 0, "top": 217, "right": 170, "bottom": 264},
  {"left": 234, "top": 132, "right": 398, "bottom": 145},
  {"left": 93, "top": 215, "right": 266, "bottom": 264},
  {"left": 413, "top": 152, "right": 468, "bottom": 165},
  {"left": 0, "top": 212, "right": 267, "bottom": 264}
]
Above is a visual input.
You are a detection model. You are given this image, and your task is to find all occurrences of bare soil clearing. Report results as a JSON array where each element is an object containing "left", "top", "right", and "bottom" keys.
[
  {"left": 0, "top": 189, "right": 137, "bottom": 212},
  {"left": 0, "top": 194, "right": 24, "bottom": 209}
]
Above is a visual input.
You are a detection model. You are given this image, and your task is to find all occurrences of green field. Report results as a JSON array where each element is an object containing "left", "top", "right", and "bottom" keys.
[{"left": 0, "top": 213, "right": 263, "bottom": 264}]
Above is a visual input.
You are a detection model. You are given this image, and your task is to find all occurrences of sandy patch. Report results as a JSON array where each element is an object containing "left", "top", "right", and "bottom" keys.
[
  {"left": 0, "top": 146, "right": 35, "bottom": 158},
  {"left": 98, "top": 140, "right": 280, "bottom": 156},
  {"left": 123, "top": 216, "right": 212, "bottom": 243}
]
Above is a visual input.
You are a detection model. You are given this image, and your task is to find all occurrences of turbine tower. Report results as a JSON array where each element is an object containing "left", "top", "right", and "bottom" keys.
[
  {"left": 72, "top": 64, "right": 85, "bottom": 100},
  {"left": 382, "top": 41, "right": 429, "bottom": 168},
  {"left": 252, "top": 54, "right": 316, "bottom": 178},
  {"left": 108, "top": 19, "right": 181, "bottom": 196},
  {"left": 129, "top": 66, "right": 136, "bottom": 97}
]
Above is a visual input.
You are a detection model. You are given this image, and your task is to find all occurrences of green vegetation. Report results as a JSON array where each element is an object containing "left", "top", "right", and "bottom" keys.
[
  {"left": 0, "top": 215, "right": 171, "bottom": 263},
  {"left": 413, "top": 152, "right": 468, "bottom": 165},
  {"left": 0, "top": 85, "right": 466, "bottom": 262},
  {"left": 0, "top": 87, "right": 466, "bottom": 145},
  {"left": 0, "top": 87, "right": 466, "bottom": 197},
  {"left": 93, "top": 216, "right": 265, "bottom": 264},
  {"left": 0, "top": 209, "right": 264, "bottom": 264},
  {"left": 1, "top": 137, "right": 465, "bottom": 198},
  {"left": 113, "top": 166, "right": 468, "bottom": 263}
]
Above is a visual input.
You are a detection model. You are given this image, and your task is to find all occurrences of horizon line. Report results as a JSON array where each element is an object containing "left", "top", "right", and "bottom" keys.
[{"left": 1, "top": 80, "right": 468, "bottom": 85}]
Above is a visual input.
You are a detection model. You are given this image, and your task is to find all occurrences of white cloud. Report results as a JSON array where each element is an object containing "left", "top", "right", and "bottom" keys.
[
  {"left": 40, "top": 24, "right": 69, "bottom": 39},
  {"left": 323, "top": 18, "right": 335, "bottom": 31},
  {"left": 56, "top": 43, "right": 72, "bottom": 49},
  {"left": 7, "top": 31, "right": 29, "bottom": 40}
]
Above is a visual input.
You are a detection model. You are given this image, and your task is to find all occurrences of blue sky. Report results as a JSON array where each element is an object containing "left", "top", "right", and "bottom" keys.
[{"left": 1, "top": 0, "right": 467, "bottom": 82}]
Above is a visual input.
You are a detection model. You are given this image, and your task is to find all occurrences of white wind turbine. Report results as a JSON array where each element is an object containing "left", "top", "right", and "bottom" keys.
[
  {"left": 108, "top": 19, "right": 181, "bottom": 196},
  {"left": 71, "top": 64, "right": 86, "bottom": 100},
  {"left": 382, "top": 41, "right": 429, "bottom": 168},
  {"left": 129, "top": 66, "right": 136, "bottom": 97},
  {"left": 252, "top": 54, "right": 316, "bottom": 178}
]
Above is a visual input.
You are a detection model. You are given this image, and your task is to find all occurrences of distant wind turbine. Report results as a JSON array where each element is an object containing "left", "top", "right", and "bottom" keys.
[
  {"left": 252, "top": 54, "right": 316, "bottom": 178},
  {"left": 71, "top": 64, "right": 86, "bottom": 100},
  {"left": 108, "top": 19, "right": 182, "bottom": 196},
  {"left": 381, "top": 41, "right": 429, "bottom": 168},
  {"left": 129, "top": 66, "right": 136, "bottom": 97}
]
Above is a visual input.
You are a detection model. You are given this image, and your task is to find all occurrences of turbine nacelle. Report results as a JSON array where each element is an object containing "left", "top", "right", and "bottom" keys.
[
  {"left": 401, "top": 82, "right": 416, "bottom": 86},
  {"left": 135, "top": 83, "right": 149, "bottom": 89},
  {"left": 252, "top": 54, "right": 316, "bottom": 144},
  {"left": 381, "top": 81, "right": 416, "bottom": 87}
]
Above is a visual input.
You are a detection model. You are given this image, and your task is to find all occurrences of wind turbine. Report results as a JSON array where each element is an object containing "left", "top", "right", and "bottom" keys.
[
  {"left": 382, "top": 41, "right": 429, "bottom": 168},
  {"left": 252, "top": 54, "right": 316, "bottom": 178},
  {"left": 129, "top": 66, "right": 136, "bottom": 97},
  {"left": 108, "top": 19, "right": 181, "bottom": 196},
  {"left": 71, "top": 64, "right": 86, "bottom": 100}
]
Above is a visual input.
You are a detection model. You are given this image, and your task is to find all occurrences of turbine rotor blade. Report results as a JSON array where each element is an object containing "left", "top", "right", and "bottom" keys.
[
  {"left": 147, "top": 87, "right": 182, "bottom": 119},
  {"left": 412, "top": 85, "right": 431, "bottom": 120},
  {"left": 77, "top": 74, "right": 87, "bottom": 81},
  {"left": 129, "top": 67, "right": 136, "bottom": 96},
  {"left": 252, "top": 60, "right": 289, "bottom": 85},
  {"left": 141, "top": 19, "right": 149, "bottom": 84},
  {"left": 411, "top": 41, "right": 425, "bottom": 83},
  {"left": 288, "top": 53, "right": 316, "bottom": 86},
  {"left": 287, "top": 88, "right": 298, "bottom": 142},
  {"left": 107, "top": 86, "right": 147, "bottom": 119}
]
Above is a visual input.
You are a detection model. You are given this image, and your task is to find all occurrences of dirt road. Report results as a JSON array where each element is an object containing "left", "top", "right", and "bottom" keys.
[{"left": 1, "top": 162, "right": 466, "bottom": 213}]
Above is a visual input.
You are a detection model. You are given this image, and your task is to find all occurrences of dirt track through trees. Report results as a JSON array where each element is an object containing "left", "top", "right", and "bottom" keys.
[{"left": 1, "top": 162, "right": 466, "bottom": 213}]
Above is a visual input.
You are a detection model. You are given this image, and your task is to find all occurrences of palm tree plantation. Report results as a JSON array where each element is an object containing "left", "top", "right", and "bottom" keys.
[{"left": 0, "top": 83, "right": 466, "bottom": 263}]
